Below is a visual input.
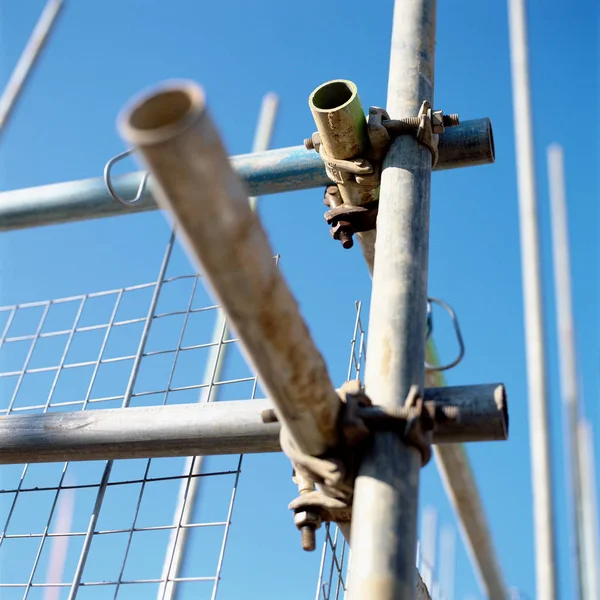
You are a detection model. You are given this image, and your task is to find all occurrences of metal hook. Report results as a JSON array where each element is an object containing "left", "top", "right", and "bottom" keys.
[
  {"left": 425, "top": 297, "right": 465, "bottom": 372},
  {"left": 104, "top": 149, "right": 149, "bottom": 207}
]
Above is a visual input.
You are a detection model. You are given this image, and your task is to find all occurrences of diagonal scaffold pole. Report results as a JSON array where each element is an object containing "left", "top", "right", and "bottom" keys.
[
  {"left": 427, "top": 344, "right": 508, "bottom": 599},
  {"left": 158, "top": 92, "right": 279, "bottom": 600},
  {"left": 0, "top": 0, "right": 64, "bottom": 136},
  {"left": 347, "top": 1, "right": 437, "bottom": 597}
]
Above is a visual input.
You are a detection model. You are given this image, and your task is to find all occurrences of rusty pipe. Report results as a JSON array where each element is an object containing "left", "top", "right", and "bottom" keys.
[{"left": 309, "top": 79, "right": 377, "bottom": 272}]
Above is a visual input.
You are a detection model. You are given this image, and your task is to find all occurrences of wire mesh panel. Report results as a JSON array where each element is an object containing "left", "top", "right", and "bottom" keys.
[
  {"left": 0, "top": 231, "right": 263, "bottom": 600},
  {"left": 314, "top": 301, "right": 365, "bottom": 600}
]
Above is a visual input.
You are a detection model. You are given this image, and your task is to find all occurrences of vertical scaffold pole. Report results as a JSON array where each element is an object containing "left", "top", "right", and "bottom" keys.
[
  {"left": 347, "top": 1, "right": 436, "bottom": 598},
  {"left": 547, "top": 143, "right": 585, "bottom": 599},
  {"left": 507, "top": 0, "right": 557, "bottom": 597}
]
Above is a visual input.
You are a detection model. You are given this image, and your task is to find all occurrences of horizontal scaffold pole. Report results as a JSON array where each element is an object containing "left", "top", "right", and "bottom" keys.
[
  {"left": 0, "top": 384, "right": 508, "bottom": 465},
  {"left": 0, "top": 118, "right": 494, "bottom": 231}
]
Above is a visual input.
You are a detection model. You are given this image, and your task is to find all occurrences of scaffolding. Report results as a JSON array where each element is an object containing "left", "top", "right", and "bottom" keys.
[{"left": 0, "top": 1, "right": 520, "bottom": 599}]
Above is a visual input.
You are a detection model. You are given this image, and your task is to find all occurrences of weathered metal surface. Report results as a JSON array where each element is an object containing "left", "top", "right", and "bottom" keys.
[
  {"left": 0, "top": 119, "right": 494, "bottom": 231},
  {"left": 425, "top": 383, "right": 508, "bottom": 443},
  {"left": 309, "top": 80, "right": 369, "bottom": 159},
  {"left": 118, "top": 81, "right": 340, "bottom": 457},
  {"left": 347, "top": 0, "right": 437, "bottom": 596},
  {"left": 0, "top": 400, "right": 280, "bottom": 464},
  {"left": 308, "top": 80, "right": 378, "bottom": 272},
  {"left": 0, "top": 385, "right": 507, "bottom": 465}
]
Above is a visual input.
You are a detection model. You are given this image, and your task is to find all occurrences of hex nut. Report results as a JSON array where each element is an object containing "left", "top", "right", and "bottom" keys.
[
  {"left": 294, "top": 510, "right": 321, "bottom": 530},
  {"left": 431, "top": 110, "right": 445, "bottom": 134}
]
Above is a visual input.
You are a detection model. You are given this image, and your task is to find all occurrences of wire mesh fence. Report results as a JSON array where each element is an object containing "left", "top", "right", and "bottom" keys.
[
  {"left": 0, "top": 228, "right": 457, "bottom": 600},
  {"left": 0, "top": 231, "right": 261, "bottom": 600}
]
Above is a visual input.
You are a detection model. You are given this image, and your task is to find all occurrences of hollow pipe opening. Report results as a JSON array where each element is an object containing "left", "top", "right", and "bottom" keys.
[
  {"left": 310, "top": 80, "right": 357, "bottom": 112},
  {"left": 494, "top": 384, "right": 509, "bottom": 439},
  {"left": 119, "top": 80, "right": 206, "bottom": 147},
  {"left": 487, "top": 119, "right": 496, "bottom": 163}
]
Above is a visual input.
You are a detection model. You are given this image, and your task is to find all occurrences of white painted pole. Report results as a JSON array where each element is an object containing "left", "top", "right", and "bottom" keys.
[
  {"left": 578, "top": 420, "right": 600, "bottom": 600},
  {"left": 547, "top": 143, "right": 585, "bottom": 598},
  {"left": 439, "top": 525, "right": 456, "bottom": 600},
  {"left": 421, "top": 506, "right": 438, "bottom": 592},
  {"left": 507, "top": 1, "right": 557, "bottom": 596}
]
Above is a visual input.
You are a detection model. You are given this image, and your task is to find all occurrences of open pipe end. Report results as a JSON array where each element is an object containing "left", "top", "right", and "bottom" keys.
[
  {"left": 487, "top": 118, "right": 496, "bottom": 163},
  {"left": 309, "top": 80, "right": 358, "bottom": 113},
  {"left": 118, "top": 80, "right": 206, "bottom": 147},
  {"left": 494, "top": 384, "right": 509, "bottom": 439}
]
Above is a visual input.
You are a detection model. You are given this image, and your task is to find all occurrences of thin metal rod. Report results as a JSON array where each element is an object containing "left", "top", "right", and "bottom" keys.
[
  {"left": 507, "top": 0, "right": 557, "bottom": 597},
  {"left": 159, "top": 92, "right": 279, "bottom": 600},
  {"left": 547, "top": 143, "right": 585, "bottom": 599},
  {"left": 0, "top": 0, "right": 64, "bottom": 134},
  {"left": 66, "top": 233, "right": 175, "bottom": 600},
  {"left": 0, "top": 385, "right": 507, "bottom": 465},
  {"left": 578, "top": 420, "right": 600, "bottom": 600},
  {"left": 118, "top": 81, "right": 340, "bottom": 457},
  {"left": 439, "top": 525, "right": 456, "bottom": 600},
  {"left": 0, "top": 119, "right": 493, "bottom": 231},
  {"left": 433, "top": 445, "right": 506, "bottom": 598},
  {"left": 420, "top": 506, "right": 437, "bottom": 592},
  {"left": 347, "top": 1, "right": 436, "bottom": 597}
]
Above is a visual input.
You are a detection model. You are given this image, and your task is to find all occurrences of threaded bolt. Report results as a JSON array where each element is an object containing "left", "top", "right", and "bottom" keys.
[
  {"left": 339, "top": 230, "right": 354, "bottom": 249},
  {"left": 443, "top": 113, "right": 460, "bottom": 127},
  {"left": 304, "top": 137, "right": 315, "bottom": 150},
  {"left": 301, "top": 525, "right": 316, "bottom": 551}
]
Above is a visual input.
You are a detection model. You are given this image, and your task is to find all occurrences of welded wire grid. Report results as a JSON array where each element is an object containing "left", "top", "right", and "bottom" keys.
[
  {"left": 0, "top": 231, "right": 264, "bottom": 599},
  {"left": 314, "top": 301, "right": 365, "bottom": 600}
]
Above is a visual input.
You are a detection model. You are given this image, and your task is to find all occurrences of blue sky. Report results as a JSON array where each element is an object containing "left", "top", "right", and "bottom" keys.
[{"left": 0, "top": 0, "right": 598, "bottom": 599}]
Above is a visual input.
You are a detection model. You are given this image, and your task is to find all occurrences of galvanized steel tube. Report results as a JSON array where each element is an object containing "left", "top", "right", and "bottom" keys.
[
  {"left": 0, "top": 386, "right": 508, "bottom": 465},
  {"left": 547, "top": 143, "right": 586, "bottom": 599},
  {"left": 347, "top": 1, "right": 437, "bottom": 597},
  {"left": 118, "top": 80, "right": 340, "bottom": 457},
  {"left": 0, "top": 120, "right": 493, "bottom": 231},
  {"left": 508, "top": 0, "right": 557, "bottom": 596}
]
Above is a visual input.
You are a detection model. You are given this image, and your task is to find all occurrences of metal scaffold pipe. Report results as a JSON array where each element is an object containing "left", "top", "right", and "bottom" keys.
[
  {"left": 0, "top": 384, "right": 508, "bottom": 465},
  {"left": 547, "top": 143, "right": 587, "bottom": 599},
  {"left": 118, "top": 81, "right": 340, "bottom": 458},
  {"left": 426, "top": 345, "right": 508, "bottom": 600},
  {"left": 308, "top": 79, "right": 378, "bottom": 271},
  {"left": 348, "top": 0, "right": 437, "bottom": 597},
  {"left": 0, "top": 119, "right": 494, "bottom": 231},
  {"left": 507, "top": 0, "right": 557, "bottom": 596}
]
